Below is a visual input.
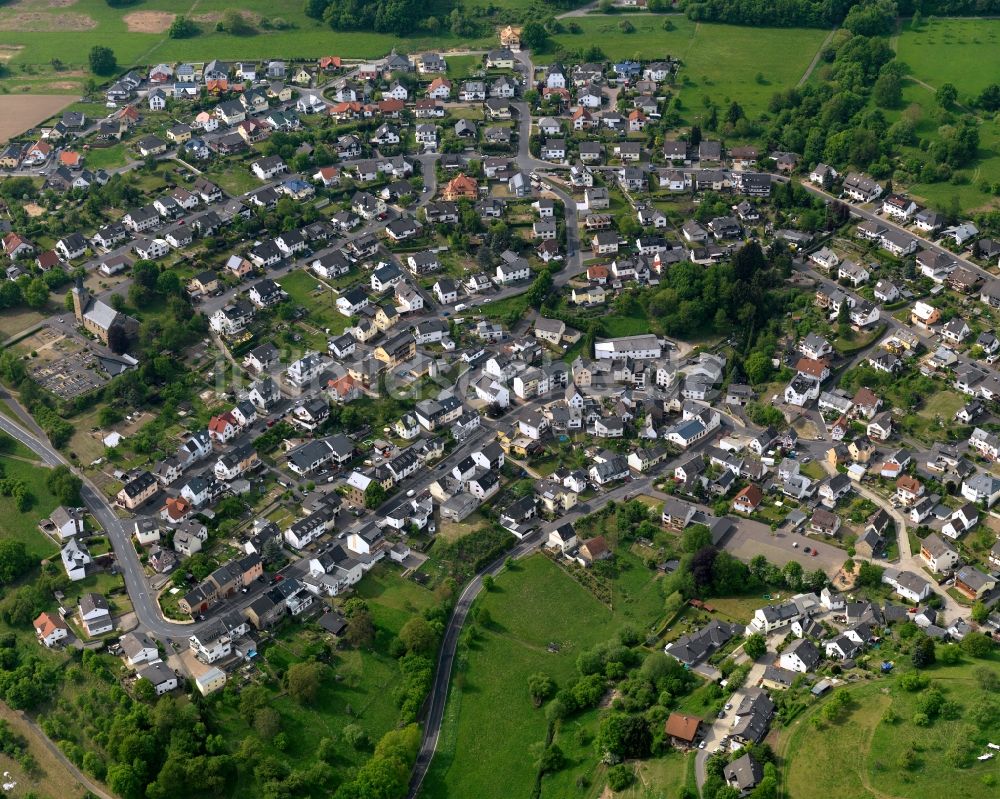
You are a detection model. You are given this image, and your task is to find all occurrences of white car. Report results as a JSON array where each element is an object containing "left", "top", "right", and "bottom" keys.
[
  {"left": 698, "top": 741, "right": 706, "bottom": 749},
  {"left": 406, "top": 489, "right": 415, "bottom": 497}
]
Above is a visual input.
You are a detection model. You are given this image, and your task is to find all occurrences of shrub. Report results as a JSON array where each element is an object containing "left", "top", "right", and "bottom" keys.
[{"left": 607, "top": 764, "right": 634, "bottom": 791}]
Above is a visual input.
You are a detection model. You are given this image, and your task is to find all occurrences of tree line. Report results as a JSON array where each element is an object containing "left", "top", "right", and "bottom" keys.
[
  {"left": 685, "top": 0, "right": 1000, "bottom": 29},
  {"left": 305, "top": 0, "right": 456, "bottom": 36}
]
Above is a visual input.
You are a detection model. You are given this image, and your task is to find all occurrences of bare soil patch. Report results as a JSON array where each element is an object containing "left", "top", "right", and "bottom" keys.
[
  {"left": 43, "top": 80, "right": 83, "bottom": 91},
  {"left": 123, "top": 10, "right": 175, "bottom": 33},
  {"left": 0, "top": 94, "right": 77, "bottom": 143},
  {"left": 0, "top": 11, "right": 96, "bottom": 31},
  {"left": 8, "top": 0, "right": 79, "bottom": 7},
  {"left": 0, "top": 45, "right": 25, "bottom": 62},
  {"left": 23, "top": 202, "right": 46, "bottom": 217},
  {"left": 192, "top": 11, "right": 262, "bottom": 25}
]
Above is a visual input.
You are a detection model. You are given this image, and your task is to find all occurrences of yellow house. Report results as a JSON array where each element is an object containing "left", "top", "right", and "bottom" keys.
[
  {"left": 352, "top": 318, "right": 379, "bottom": 343},
  {"left": 267, "top": 84, "right": 293, "bottom": 102},
  {"left": 826, "top": 444, "right": 848, "bottom": 471},
  {"left": 572, "top": 285, "right": 606, "bottom": 305},
  {"left": 373, "top": 332, "right": 416, "bottom": 367},
  {"left": 539, "top": 483, "right": 578, "bottom": 514},
  {"left": 166, "top": 125, "right": 192, "bottom": 144},
  {"left": 190, "top": 270, "right": 219, "bottom": 294},
  {"left": 848, "top": 437, "right": 876, "bottom": 464},
  {"left": 374, "top": 305, "right": 399, "bottom": 333}
]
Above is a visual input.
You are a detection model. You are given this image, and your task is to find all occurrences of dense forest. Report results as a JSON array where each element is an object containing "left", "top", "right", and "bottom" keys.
[
  {"left": 303, "top": 0, "right": 586, "bottom": 37},
  {"left": 685, "top": 0, "right": 1000, "bottom": 28}
]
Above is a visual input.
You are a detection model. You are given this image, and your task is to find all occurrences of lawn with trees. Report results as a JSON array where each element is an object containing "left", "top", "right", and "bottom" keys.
[
  {"left": 783, "top": 648, "right": 1000, "bottom": 799},
  {"left": 421, "top": 553, "right": 678, "bottom": 799},
  {"left": 0, "top": 561, "right": 444, "bottom": 799}
]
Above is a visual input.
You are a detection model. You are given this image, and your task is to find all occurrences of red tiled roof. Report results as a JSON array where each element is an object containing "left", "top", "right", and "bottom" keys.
[
  {"left": 34, "top": 612, "right": 66, "bottom": 638},
  {"left": 795, "top": 357, "right": 829, "bottom": 378},
  {"left": 665, "top": 713, "right": 700, "bottom": 742}
]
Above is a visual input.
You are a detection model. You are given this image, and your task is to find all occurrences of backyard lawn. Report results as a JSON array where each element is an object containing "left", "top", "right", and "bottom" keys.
[
  {"left": 278, "top": 269, "right": 353, "bottom": 335},
  {"left": 422, "top": 553, "right": 667, "bottom": 799}
]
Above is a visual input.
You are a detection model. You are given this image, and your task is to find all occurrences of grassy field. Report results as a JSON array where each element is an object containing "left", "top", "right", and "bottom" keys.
[
  {"left": 437, "top": 511, "right": 488, "bottom": 543},
  {"left": 446, "top": 54, "right": 484, "bottom": 79},
  {"left": 0, "top": 432, "right": 63, "bottom": 561},
  {"left": 422, "top": 553, "right": 667, "bottom": 799},
  {"left": 917, "top": 390, "right": 965, "bottom": 421},
  {"left": 782, "top": 655, "right": 1000, "bottom": 799},
  {"left": 84, "top": 142, "right": 130, "bottom": 170},
  {"left": 545, "top": 16, "right": 829, "bottom": 118},
  {"left": 896, "top": 17, "right": 1000, "bottom": 99},
  {"left": 0, "top": 306, "right": 49, "bottom": 341},
  {"left": 889, "top": 18, "right": 1000, "bottom": 211},
  {"left": 600, "top": 312, "right": 650, "bottom": 339},
  {"left": 783, "top": 685, "right": 891, "bottom": 799}
]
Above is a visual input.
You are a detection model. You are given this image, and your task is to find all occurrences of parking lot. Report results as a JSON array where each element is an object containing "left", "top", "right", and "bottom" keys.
[{"left": 724, "top": 517, "right": 845, "bottom": 576}]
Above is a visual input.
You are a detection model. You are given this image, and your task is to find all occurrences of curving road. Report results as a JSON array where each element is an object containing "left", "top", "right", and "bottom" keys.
[{"left": 0, "top": 402, "right": 195, "bottom": 639}]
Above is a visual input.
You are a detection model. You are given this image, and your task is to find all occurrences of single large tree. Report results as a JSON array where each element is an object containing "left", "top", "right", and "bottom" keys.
[
  {"left": 527, "top": 672, "right": 555, "bottom": 707},
  {"left": 398, "top": 616, "right": 436, "bottom": 655},
  {"left": 286, "top": 660, "right": 325, "bottom": 703},
  {"left": 49, "top": 465, "right": 82, "bottom": 505},
  {"left": 519, "top": 21, "right": 549, "bottom": 51},
  {"left": 89, "top": 46, "right": 117, "bottom": 76},
  {"left": 346, "top": 609, "right": 375, "bottom": 648},
  {"left": 744, "top": 633, "right": 767, "bottom": 661}
]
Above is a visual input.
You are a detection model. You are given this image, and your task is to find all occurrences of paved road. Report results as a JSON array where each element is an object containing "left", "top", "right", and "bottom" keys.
[{"left": 694, "top": 656, "right": 767, "bottom": 787}]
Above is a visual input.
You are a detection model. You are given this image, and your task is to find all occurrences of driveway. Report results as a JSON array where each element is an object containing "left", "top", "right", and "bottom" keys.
[{"left": 694, "top": 657, "right": 769, "bottom": 787}]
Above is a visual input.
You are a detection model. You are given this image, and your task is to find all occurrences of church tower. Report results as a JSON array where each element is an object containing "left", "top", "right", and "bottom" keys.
[{"left": 71, "top": 274, "right": 89, "bottom": 323}]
